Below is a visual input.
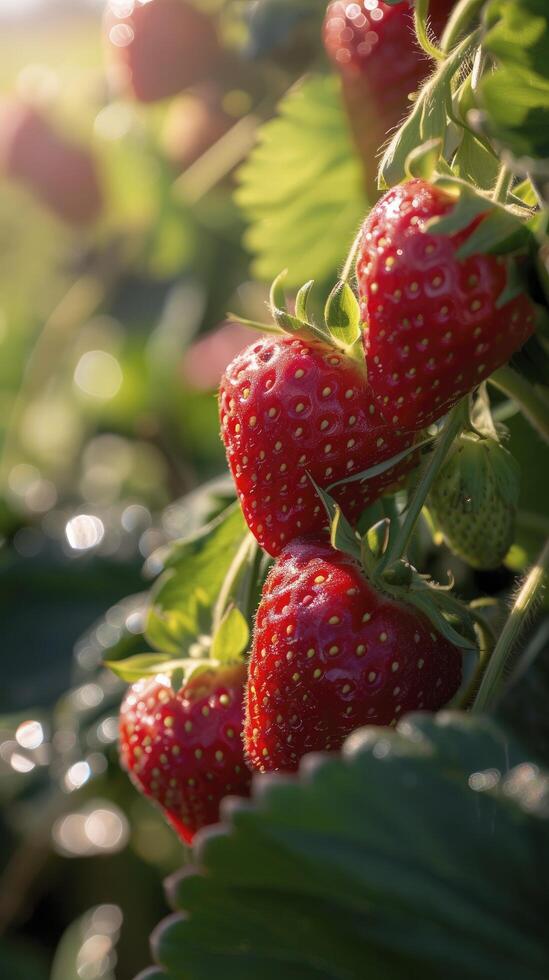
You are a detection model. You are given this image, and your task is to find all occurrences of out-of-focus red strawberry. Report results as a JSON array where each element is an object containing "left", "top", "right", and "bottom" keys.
[
  {"left": 104, "top": 0, "right": 221, "bottom": 104},
  {"left": 0, "top": 99, "right": 102, "bottom": 225},
  {"left": 181, "top": 322, "right": 254, "bottom": 391}
]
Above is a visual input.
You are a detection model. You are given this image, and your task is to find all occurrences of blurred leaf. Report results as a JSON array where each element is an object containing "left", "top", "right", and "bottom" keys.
[
  {"left": 480, "top": 0, "right": 549, "bottom": 164},
  {"left": 148, "top": 713, "right": 549, "bottom": 979},
  {"left": 147, "top": 504, "right": 247, "bottom": 655},
  {"left": 236, "top": 75, "right": 367, "bottom": 286},
  {"left": 211, "top": 606, "right": 250, "bottom": 663}
]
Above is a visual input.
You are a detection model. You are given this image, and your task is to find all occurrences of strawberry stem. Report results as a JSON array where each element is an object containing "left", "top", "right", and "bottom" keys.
[
  {"left": 379, "top": 401, "right": 468, "bottom": 570},
  {"left": 493, "top": 165, "right": 513, "bottom": 204},
  {"left": 490, "top": 366, "right": 549, "bottom": 445},
  {"left": 440, "top": 0, "right": 485, "bottom": 53},
  {"left": 473, "top": 538, "right": 549, "bottom": 713},
  {"left": 341, "top": 226, "right": 364, "bottom": 284},
  {"left": 414, "top": 0, "right": 445, "bottom": 62}
]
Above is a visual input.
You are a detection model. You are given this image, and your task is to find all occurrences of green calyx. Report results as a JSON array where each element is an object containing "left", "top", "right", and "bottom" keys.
[
  {"left": 229, "top": 269, "right": 366, "bottom": 368},
  {"left": 312, "top": 481, "right": 478, "bottom": 654}
]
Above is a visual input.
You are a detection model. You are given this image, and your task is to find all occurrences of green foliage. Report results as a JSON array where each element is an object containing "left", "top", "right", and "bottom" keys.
[
  {"left": 480, "top": 0, "right": 549, "bottom": 164},
  {"left": 236, "top": 75, "right": 367, "bottom": 286},
  {"left": 146, "top": 503, "right": 248, "bottom": 656},
  {"left": 149, "top": 713, "right": 549, "bottom": 980}
]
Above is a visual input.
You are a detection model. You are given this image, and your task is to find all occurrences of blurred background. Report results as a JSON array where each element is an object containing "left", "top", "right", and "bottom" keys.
[
  {"left": 1, "top": 2, "right": 547, "bottom": 978},
  {"left": 0, "top": 1, "right": 295, "bottom": 976}
]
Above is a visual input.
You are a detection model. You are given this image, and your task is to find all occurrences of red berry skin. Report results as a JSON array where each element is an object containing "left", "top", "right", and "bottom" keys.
[
  {"left": 245, "top": 538, "right": 462, "bottom": 773},
  {"left": 104, "top": 0, "right": 220, "bottom": 104},
  {"left": 323, "top": 1, "right": 455, "bottom": 179},
  {"left": 219, "top": 334, "right": 417, "bottom": 557},
  {"left": 357, "top": 179, "right": 536, "bottom": 431},
  {"left": 119, "top": 665, "right": 251, "bottom": 844},
  {"left": 0, "top": 101, "right": 102, "bottom": 225}
]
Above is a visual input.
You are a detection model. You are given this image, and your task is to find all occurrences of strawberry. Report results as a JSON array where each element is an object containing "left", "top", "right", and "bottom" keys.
[
  {"left": 0, "top": 100, "right": 102, "bottom": 225},
  {"left": 323, "top": 2, "right": 455, "bottom": 188},
  {"left": 245, "top": 537, "right": 463, "bottom": 773},
  {"left": 104, "top": 0, "right": 220, "bottom": 104},
  {"left": 356, "top": 179, "right": 536, "bottom": 430},
  {"left": 429, "top": 433, "right": 519, "bottom": 569},
  {"left": 219, "top": 333, "right": 416, "bottom": 557},
  {"left": 119, "top": 664, "right": 251, "bottom": 844}
]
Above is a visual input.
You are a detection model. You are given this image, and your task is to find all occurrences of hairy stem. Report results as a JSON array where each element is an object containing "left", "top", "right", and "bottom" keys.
[
  {"left": 493, "top": 165, "right": 513, "bottom": 203},
  {"left": 473, "top": 538, "right": 549, "bottom": 712},
  {"left": 341, "top": 226, "right": 364, "bottom": 283},
  {"left": 380, "top": 401, "right": 467, "bottom": 569},
  {"left": 441, "top": 0, "right": 485, "bottom": 53},
  {"left": 414, "top": 0, "right": 444, "bottom": 61},
  {"left": 490, "top": 366, "right": 549, "bottom": 444}
]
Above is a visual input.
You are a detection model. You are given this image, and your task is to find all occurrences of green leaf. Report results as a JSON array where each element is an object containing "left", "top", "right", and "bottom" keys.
[
  {"left": 147, "top": 504, "right": 248, "bottom": 656},
  {"left": 478, "top": 1, "right": 549, "bottom": 164},
  {"left": 211, "top": 606, "right": 250, "bottom": 664},
  {"left": 324, "top": 280, "right": 361, "bottom": 348},
  {"left": 149, "top": 713, "right": 549, "bottom": 979},
  {"left": 236, "top": 75, "right": 368, "bottom": 286}
]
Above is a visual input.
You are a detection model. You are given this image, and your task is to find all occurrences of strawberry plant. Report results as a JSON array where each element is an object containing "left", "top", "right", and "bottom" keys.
[
  {"left": 6, "top": 0, "right": 546, "bottom": 977},
  {"left": 110, "top": 0, "right": 549, "bottom": 974}
]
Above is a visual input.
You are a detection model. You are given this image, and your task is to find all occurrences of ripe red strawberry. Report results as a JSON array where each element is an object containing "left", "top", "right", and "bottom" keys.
[
  {"left": 323, "top": 1, "right": 455, "bottom": 186},
  {"left": 104, "top": 0, "right": 220, "bottom": 104},
  {"left": 245, "top": 538, "right": 463, "bottom": 772},
  {"left": 219, "top": 334, "right": 416, "bottom": 557},
  {"left": 356, "top": 179, "right": 536, "bottom": 430},
  {"left": 0, "top": 100, "right": 102, "bottom": 225},
  {"left": 119, "top": 664, "right": 251, "bottom": 844}
]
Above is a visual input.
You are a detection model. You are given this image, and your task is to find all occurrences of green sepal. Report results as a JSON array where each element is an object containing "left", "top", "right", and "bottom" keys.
[
  {"left": 269, "top": 270, "right": 330, "bottom": 343},
  {"left": 327, "top": 432, "right": 433, "bottom": 492},
  {"left": 226, "top": 313, "right": 284, "bottom": 336},
  {"left": 307, "top": 473, "right": 361, "bottom": 561},
  {"left": 364, "top": 519, "right": 390, "bottom": 562},
  {"left": 170, "top": 667, "right": 185, "bottom": 694},
  {"left": 295, "top": 279, "right": 315, "bottom": 322},
  {"left": 405, "top": 138, "right": 443, "bottom": 181},
  {"left": 324, "top": 280, "right": 364, "bottom": 366},
  {"left": 210, "top": 605, "right": 250, "bottom": 665},
  {"left": 402, "top": 589, "right": 478, "bottom": 651},
  {"left": 324, "top": 280, "right": 362, "bottom": 348},
  {"left": 105, "top": 653, "right": 212, "bottom": 684}
]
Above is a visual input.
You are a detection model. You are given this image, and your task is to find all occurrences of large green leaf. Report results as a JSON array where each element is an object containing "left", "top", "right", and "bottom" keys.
[
  {"left": 480, "top": 0, "right": 549, "bottom": 163},
  {"left": 236, "top": 75, "right": 367, "bottom": 286},
  {"left": 146, "top": 504, "right": 247, "bottom": 655},
  {"left": 146, "top": 713, "right": 549, "bottom": 979}
]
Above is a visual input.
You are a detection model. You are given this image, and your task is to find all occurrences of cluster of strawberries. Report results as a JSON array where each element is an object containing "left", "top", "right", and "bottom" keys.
[{"left": 118, "top": 1, "right": 536, "bottom": 846}]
